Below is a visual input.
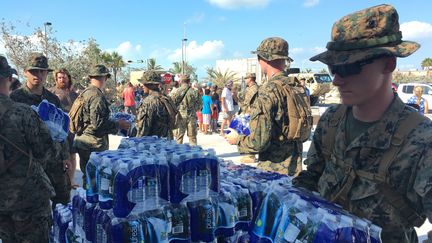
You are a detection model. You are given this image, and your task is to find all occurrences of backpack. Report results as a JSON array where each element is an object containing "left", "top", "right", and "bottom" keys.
[
  {"left": 69, "top": 89, "right": 88, "bottom": 135},
  {"left": 273, "top": 78, "right": 313, "bottom": 142},
  {"left": 159, "top": 95, "right": 180, "bottom": 130}
]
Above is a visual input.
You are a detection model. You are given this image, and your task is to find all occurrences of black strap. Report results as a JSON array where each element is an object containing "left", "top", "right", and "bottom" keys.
[{"left": 178, "top": 86, "right": 190, "bottom": 106}]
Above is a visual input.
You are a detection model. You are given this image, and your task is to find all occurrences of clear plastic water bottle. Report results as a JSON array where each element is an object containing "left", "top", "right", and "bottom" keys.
[
  {"left": 196, "top": 169, "right": 210, "bottom": 197},
  {"left": 99, "top": 158, "right": 114, "bottom": 209},
  {"left": 370, "top": 224, "right": 382, "bottom": 243},
  {"left": 181, "top": 170, "right": 196, "bottom": 196}
]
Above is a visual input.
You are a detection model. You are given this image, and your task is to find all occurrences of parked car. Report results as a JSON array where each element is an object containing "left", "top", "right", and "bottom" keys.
[
  {"left": 397, "top": 83, "right": 432, "bottom": 112},
  {"left": 289, "top": 72, "right": 333, "bottom": 106}
]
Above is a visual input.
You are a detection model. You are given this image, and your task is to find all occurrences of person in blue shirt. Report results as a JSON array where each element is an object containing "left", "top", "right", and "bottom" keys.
[
  {"left": 202, "top": 88, "right": 213, "bottom": 134},
  {"left": 407, "top": 86, "right": 429, "bottom": 115}
]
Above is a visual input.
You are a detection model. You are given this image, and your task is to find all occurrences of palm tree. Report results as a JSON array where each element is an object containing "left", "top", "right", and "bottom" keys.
[
  {"left": 169, "top": 61, "right": 197, "bottom": 80},
  {"left": 205, "top": 67, "right": 237, "bottom": 87},
  {"left": 101, "top": 51, "right": 125, "bottom": 83},
  {"left": 169, "top": 62, "right": 183, "bottom": 75},
  {"left": 421, "top": 58, "right": 432, "bottom": 70},
  {"left": 146, "top": 58, "right": 163, "bottom": 71}
]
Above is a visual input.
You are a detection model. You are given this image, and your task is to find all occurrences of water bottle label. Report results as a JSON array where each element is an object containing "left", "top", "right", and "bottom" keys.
[
  {"left": 283, "top": 224, "right": 300, "bottom": 242},
  {"left": 239, "top": 209, "right": 248, "bottom": 218},
  {"left": 172, "top": 225, "right": 184, "bottom": 234},
  {"left": 101, "top": 178, "right": 110, "bottom": 191}
]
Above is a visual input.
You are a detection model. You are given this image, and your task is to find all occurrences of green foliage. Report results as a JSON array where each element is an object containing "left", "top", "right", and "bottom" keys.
[
  {"left": 169, "top": 61, "right": 197, "bottom": 81},
  {"left": 0, "top": 21, "right": 125, "bottom": 101},
  {"left": 205, "top": 67, "right": 238, "bottom": 88},
  {"left": 421, "top": 58, "right": 432, "bottom": 69},
  {"left": 146, "top": 58, "right": 163, "bottom": 71}
]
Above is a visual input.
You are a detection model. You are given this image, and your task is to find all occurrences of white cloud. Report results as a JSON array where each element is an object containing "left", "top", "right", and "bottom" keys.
[
  {"left": 311, "top": 46, "right": 326, "bottom": 54},
  {"left": 168, "top": 40, "right": 224, "bottom": 61},
  {"left": 185, "top": 13, "right": 205, "bottom": 24},
  {"left": 135, "top": 44, "right": 142, "bottom": 52},
  {"left": 401, "top": 21, "right": 432, "bottom": 40},
  {"left": 303, "top": 0, "right": 319, "bottom": 7},
  {"left": 290, "top": 47, "right": 304, "bottom": 54},
  {"left": 105, "top": 41, "right": 143, "bottom": 61},
  {"left": 0, "top": 43, "right": 6, "bottom": 55},
  {"left": 207, "top": 0, "right": 270, "bottom": 9}
]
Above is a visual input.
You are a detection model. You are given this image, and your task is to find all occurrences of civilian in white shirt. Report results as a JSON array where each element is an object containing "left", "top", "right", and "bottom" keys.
[{"left": 220, "top": 80, "right": 234, "bottom": 136}]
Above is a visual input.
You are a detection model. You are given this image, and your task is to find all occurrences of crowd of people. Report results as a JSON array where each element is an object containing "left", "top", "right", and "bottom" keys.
[{"left": 0, "top": 3, "right": 431, "bottom": 243}]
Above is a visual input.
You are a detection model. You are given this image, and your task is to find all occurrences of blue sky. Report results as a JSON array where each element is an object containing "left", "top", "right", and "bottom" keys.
[{"left": 1, "top": 0, "right": 432, "bottom": 79}]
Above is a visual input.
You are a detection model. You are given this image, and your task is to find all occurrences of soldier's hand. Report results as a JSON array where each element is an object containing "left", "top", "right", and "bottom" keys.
[
  {"left": 118, "top": 119, "right": 131, "bottom": 130},
  {"left": 225, "top": 128, "right": 239, "bottom": 145}
]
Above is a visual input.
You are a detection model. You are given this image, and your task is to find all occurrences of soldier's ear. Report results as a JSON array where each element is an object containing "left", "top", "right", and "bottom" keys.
[{"left": 383, "top": 56, "right": 396, "bottom": 74}]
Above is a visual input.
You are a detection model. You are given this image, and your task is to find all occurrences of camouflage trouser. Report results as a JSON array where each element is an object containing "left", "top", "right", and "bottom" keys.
[
  {"left": 0, "top": 199, "right": 51, "bottom": 243},
  {"left": 175, "top": 117, "right": 197, "bottom": 146},
  {"left": 257, "top": 142, "right": 303, "bottom": 176},
  {"left": 77, "top": 148, "right": 92, "bottom": 187}
]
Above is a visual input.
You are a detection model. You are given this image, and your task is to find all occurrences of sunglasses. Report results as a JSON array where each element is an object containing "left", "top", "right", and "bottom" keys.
[{"left": 328, "top": 58, "right": 376, "bottom": 78}]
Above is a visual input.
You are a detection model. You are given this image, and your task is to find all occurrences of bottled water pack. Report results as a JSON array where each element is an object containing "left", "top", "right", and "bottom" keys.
[{"left": 32, "top": 99, "right": 69, "bottom": 142}]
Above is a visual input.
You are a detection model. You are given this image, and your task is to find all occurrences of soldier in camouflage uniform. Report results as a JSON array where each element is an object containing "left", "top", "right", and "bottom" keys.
[
  {"left": 10, "top": 53, "right": 71, "bottom": 206},
  {"left": 172, "top": 74, "right": 202, "bottom": 145},
  {"left": 238, "top": 72, "right": 259, "bottom": 164},
  {"left": 0, "top": 56, "right": 59, "bottom": 242},
  {"left": 136, "top": 70, "right": 174, "bottom": 138},
  {"left": 293, "top": 5, "right": 432, "bottom": 242},
  {"left": 74, "top": 65, "right": 130, "bottom": 186},
  {"left": 226, "top": 37, "right": 303, "bottom": 176}
]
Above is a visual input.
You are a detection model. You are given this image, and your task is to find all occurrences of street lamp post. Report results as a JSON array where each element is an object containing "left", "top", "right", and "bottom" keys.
[{"left": 43, "top": 22, "right": 52, "bottom": 57}]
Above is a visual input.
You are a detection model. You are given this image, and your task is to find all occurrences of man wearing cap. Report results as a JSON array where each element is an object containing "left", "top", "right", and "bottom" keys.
[
  {"left": 226, "top": 37, "right": 303, "bottom": 176},
  {"left": 237, "top": 72, "right": 259, "bottom": 164},
  {"left": 10, "top": 52, "right": 71, "bottom": 206},
  {"left": 136, "top": 70, "right": 174, "bottom": 138},
  {"left": 172, "top": 74, "right": 202, "bottom": 145},
  {"left": 73, "top": 64, "right": 131, "bottom": 186},
  {"left": 293, "top": 4, "right": 432, "bottom": 242},
  {"left": 241, "top": 72, "right": 258, "bottom": 114}
]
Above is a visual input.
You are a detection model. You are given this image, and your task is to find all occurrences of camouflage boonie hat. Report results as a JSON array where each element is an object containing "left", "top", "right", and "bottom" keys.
[
  {"left": 0, "top": 56, "right": 17, "bottom": 77},
  {"left": 310, "top": 4, "right": 420, "bottom": 65},
  {"left": 252, "top": 37, "right": 293, "bottom": 62},
  {"left": 245, "top": 73, "right": 256, "bottom": 79},
  {"left": 26, "top": 52, "right": 53, "bottom": 72},
  {"left": 88, "top": 64, "right": 111, "bottom": 78},
  {"left": 138, "top": 70, "right": 162, "bottom": 84}
]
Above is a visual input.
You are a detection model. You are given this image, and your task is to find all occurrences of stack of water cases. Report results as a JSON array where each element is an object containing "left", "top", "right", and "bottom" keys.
[
  {"left": 51, "top": 137, "right": 382, "bottom": 243},
  {"left": 32, "top": 99, "right": 70, "bottom": 142},
  {"left": 220, "top": 162, "right": 383, "bottom": 243}
]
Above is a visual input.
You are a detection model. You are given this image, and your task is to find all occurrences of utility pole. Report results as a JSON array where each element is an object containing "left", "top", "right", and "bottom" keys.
[
  {"left": 43, "top": 22, "right": 52, "bottom": 57},
  {"left": 181, "top": 22, "right": 188, "bottom": 75}
]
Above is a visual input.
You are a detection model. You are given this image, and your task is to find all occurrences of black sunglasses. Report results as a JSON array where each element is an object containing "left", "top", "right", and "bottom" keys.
[{"left": 328, "top": 58, "right": 376, "bottom": 78}]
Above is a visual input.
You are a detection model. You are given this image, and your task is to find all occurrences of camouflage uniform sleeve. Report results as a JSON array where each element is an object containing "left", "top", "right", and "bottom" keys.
[
  {"left": 237, "top": 88, "right": 273, "bottom": 154},
  {"left": 413, "top": 135, "right": 432, "bottom": 221},
  {"left": 135, "top": 100, "right": 154, "bottom": 137},
  {"left": 89, "top": 96, "right": 118, "bottom": 136},
  {"left": 194, "top": 90, "right": 203, "bottom": 111},
  {"left": 292, "top": 108, "right": 333, "bottom": 192}
]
